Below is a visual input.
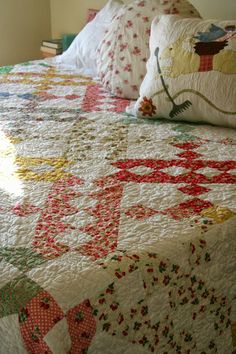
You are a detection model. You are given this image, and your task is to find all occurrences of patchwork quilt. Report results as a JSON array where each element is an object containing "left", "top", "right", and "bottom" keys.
[{"left": 0, "top": 61, "right": 236, "bottom": 354}]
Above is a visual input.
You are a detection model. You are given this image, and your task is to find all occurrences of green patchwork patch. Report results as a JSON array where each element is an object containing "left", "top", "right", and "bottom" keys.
[
  {"left": 0, "top": 247, "right": 46, "bottom": 273},
  {"left": 173, "top": 124, "right": 196, "bottom": 133},
  {"left": 122, "top": 117, "right": 166, "bottom": 126},
  {"left": 0, "top": 275, "right": 41, "bottom": 318},
  {"left": 0, "top": 66, "right": 14, "bottom": 74}
]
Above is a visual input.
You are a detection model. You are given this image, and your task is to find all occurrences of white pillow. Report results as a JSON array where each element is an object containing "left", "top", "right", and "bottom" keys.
[
  {"left": 128, "top": 15, "right": 236, "bottom": 128},
  {"left": 56, "top": 0, "right": 124, "bottom": 77}
]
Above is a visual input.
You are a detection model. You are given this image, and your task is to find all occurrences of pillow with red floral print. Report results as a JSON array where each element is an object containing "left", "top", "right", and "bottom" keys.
[{"left": 97, "top": 0, "right": 200, "bottom": 99}]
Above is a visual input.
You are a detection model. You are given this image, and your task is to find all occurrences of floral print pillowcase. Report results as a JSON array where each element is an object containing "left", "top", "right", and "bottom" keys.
[
  {"left": 97, "top": 0, "right": 200, "bottom": 100},
  {"left": 128, "top": 15, "right": 236, "bottom": 129}
]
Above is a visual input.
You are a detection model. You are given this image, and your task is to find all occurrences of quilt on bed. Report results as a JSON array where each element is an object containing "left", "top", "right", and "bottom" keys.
[{"left": 0, "top": 61, "right": 235, "bottom": 354}]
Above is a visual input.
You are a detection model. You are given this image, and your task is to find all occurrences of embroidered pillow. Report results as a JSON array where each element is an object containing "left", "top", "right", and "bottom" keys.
[
  {"left": 128, "top": 15, "right": 236, "bottom": 128},
  {"left": 97, "top": 0, "right": 200, "bottom": 99},
  {"left": 55, "top": 0, "right": 124, "bottom": 77}
]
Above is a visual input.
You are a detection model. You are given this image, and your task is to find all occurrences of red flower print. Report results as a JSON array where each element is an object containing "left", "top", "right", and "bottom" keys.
[
  {"left": 162, "top": 326, "right": 169, "bottom": 337},
  {"left": 142, "top": 16, "right": 149, "bottom": 23},
  {"left": 120, "top": 43, "right": 128, "bottom": 51},
  {"left": 133, "top": 47, "right": 141, "bottom": 55},
  {"left": 124, "top": 64, "right": 132, "bottom": 72},
  {"left": 116, "top": 87, "right": 123, "bottom": 96},
  {"left": 106, "top": 283, "right": 114, "bottom": 294},
  {"left": 159, "top": 261, "right": 167, "bottom": 273},
  {"left": 98, "top": 298, "right": 106, "bottom": 305},
  {"left": 115, "top": 270, "right": 126, "bottom": 279},
  {"left": 19, "top": 308, "right": 30, "bottom": 323},
  {"left": 141, "top": 306, "right": 148, "bottom": 316},
  {"left": 53, "top": 316, "right": 62, "bottom": 324},
  {"left": 137, "top": 1, "right": 145, "bottom": 7},
  {"left": 130, "top": 83, "right": 139, "bottom": 93},
  {"left": 118, "top": 313, "right": 124, "bottom": 324},
  {"left": 40, "top": 297, "right": 50, "bottom": 310},
  {"left": 75, "top": 311, "right": 84, "bottom": 323},
  {"left": 163, "top": 275, "right": 171, "bottom": 286},
  {"left": 171, "top": 7, "right": 180, "bottom": 14},
  {"left": 128, "top": 264, "right": 137, "bottom": 273},
  {"left": 31, "top": 326, "right": 41, "bottom": 343},
  {"left": 103, "top": 323, "right": 111, "bottom": 332},
  {"left": 147, "top": 268, "right": 154, "bottom": 273},
  {"left": 191, "top": 243, "right": 196, "bottom": 254},
  {"left": 110, "top": 303, "right": 119, "bottom": 311},
  {"left": 134, "top": 322, "right": 142, "bottom": 331},
  {"left": 126, "top": 20, "right": 133, "bottom": 28},
  {"left": 138, "top": 97, "right": 157, "bottom": 117}
]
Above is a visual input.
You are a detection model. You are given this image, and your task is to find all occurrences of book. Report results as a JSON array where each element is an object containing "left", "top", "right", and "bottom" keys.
[
  {"left": 62, "top": 33, "right": 77, "bottom": 51},
  {"left": 41, "top": 51, "right": 56, "bottom": 58},
  {"left": 42, "top": 39, "right": 62, "bottom": 49},
  {"left": 40, "top": 45, "right": 62, "bottom": 55}
]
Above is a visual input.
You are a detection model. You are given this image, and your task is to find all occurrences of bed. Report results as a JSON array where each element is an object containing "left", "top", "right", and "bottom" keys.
[{"left": 0, "top": 58, "right": 235, "bottom": 353}]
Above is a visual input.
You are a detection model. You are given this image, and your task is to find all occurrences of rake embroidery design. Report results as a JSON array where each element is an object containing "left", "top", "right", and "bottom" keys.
[{"left": 154, "top": 47, "right": 192, "bottom": 118}]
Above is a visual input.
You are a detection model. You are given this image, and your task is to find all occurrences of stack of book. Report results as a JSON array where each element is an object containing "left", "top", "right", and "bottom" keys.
[{"left": 40, "top": 39, "right": 62, "bottom": 57}]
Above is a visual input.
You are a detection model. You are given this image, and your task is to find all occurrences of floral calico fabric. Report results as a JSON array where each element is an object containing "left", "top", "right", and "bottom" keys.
[
  {"left": 97, "top": 0, "right": 200, "bottom": 99},
  {"left": 0, "top": 60, "right": 235, "bottom": 353}
]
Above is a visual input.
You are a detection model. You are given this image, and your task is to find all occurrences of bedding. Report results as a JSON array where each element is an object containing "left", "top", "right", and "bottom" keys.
[
  {"left": 128, "top": 15, "right": 236, "bottom": 128},
  {"left": 55, "top": 0, "right": 124, "bottom": 77},
  {"left": 0, "top": 60, "right": 236, "bottom": 354},
  {"left": 97, "top": 0, "right": 200, "bottom": 99}
]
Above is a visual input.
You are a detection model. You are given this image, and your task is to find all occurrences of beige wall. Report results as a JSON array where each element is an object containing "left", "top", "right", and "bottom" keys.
[
  {"left": 190, "top": 0, "right": 236, "bottom": 20},
  {"left": 50, "top": 0, "right": 107, "bottom": 37},
  {"left": 0, "top": 0, "right": 51, "bottom": 66},
  {"left": 1, "top": 0, "right": 235, "bottom": 66},
  {"left": 50, "top": 0, "right": 236, "bottom": 38}
]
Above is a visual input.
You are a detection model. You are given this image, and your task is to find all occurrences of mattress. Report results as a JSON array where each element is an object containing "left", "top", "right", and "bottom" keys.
[{"left": 0, "top": 60, "right": 235, "bottom": 353}]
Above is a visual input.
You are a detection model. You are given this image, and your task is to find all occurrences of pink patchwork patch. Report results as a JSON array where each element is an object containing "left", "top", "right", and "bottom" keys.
[
  {"left": 81, "top": 84, "right": 130, "bottom": 113},
  {"left": 67, "top": 300, "right": 96, "bottom": 354},
  {"left": 125, "top": 204, "right": 157, "bottom": 220},
  {"left": 19, "top": 291, "right": 64, "bottom": 354},
  {"left": 78, "top": 177, "right": 124, "bottom": 260},
  {"left": 12, "top": 203, "right": 41, "bottom": 217},
  {"left": 162, "top": 199, "right": 213, "bottom": 221}
]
